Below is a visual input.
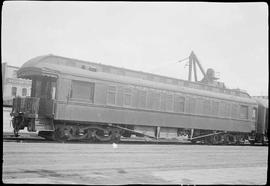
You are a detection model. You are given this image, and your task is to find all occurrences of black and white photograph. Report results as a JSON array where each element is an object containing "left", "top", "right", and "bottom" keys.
[{"left": 2, "top": 1, "right": 268, "bottom": 185}]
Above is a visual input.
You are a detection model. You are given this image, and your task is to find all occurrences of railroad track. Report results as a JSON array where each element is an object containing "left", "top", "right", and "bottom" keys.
[{"left": 3, "top": 134, "right": 267, "bottom": 146}]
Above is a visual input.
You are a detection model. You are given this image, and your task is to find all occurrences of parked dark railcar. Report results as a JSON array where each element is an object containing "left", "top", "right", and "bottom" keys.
[
  {"left": 253, "top": 98, "right": 268, "bottom": 144},
  {"left": 10, "top": 54, "right": 267, "bottom": 144}
]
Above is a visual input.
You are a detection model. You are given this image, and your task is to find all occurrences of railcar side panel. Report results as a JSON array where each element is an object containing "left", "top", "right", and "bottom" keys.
[
  {"left": 54, "top": 102, "right": 254, "bottom": 132},
  {"left": 52, "top": 76, "right": 256, "bottom": 134}
]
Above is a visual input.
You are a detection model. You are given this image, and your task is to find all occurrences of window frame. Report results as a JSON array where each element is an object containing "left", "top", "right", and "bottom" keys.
[
  {"left": 11, "top": 87, "right": 17, "bottom": 97},
  {"left": 107, "top": 85, "right": 117, "bottom": 105},
  {"left": 239, "top": 105, "right": 249, "bottom": 120},
  {"left": 70, "top": 80, "right": 95, "bottom": 103},
  {"left": 123, "top": 87, "right": 132, "bottom": 107},
  {"left": 173, "top": 94, "right": 185, "bottom": 113},
  {"left": 211, "top": 100, "right": 219, "bottom": 116},
  {"left": 22, "top": 88, "right": 27, "bottom": 97},
  {"left": 166, "top": 93, "right": 173, "bottom": 112},
  {"left": 138, "top": 88, "right": 147, "bottom": 109},
  {"left": 252, "top": 107, "right": 257, "bottom": 121}
]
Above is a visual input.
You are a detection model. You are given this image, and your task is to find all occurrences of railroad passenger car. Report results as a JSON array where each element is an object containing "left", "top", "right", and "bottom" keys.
[{"left": 10, "top": 55, "right": 262, "bottom": 144}]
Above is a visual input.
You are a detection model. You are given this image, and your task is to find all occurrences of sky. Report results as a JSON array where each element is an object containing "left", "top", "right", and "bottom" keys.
[{"left": 2, "top": 2, "right": 268, "bottom": 96}]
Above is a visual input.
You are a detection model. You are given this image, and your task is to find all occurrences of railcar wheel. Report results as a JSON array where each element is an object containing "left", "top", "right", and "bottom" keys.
[
  {"left": 204, "top": 137, "right": 212, "bottom": 145},
  {"left": 212, "top": 135, "right": 222, "bottom": 145},
  {"left": 54, "top": 127, "right": 70, "bottom": 142},
  {"left": 225, "top": 135, "right": 231, "bottom": 144},
  {"left": 235, "top": 135, "right": 244, "bottom": 144},
  {"left": 232, "top": 135, "right": 237, "bottom": 144},
  {"left": 111, "top": 129, "right": 121, "bottom": 143},
  {"left": 223, "top": 134, "right": 234, "bottom": 145},
  {"left": 85, "top": 129, "right": 97, "bottom": 142}
]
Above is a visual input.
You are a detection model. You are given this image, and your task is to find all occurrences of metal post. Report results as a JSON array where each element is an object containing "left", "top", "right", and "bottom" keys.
[
  {"left": 188, "top": 54, "right": 193, "bottom": 81},
  {"left": 156, "top": 126, "right": 160, "bottom": 139},
  {"left": 193, "top": 54, "right": 206, "bottom": 77},
  {"left": 193, "top": 58, "right": 197, "bottom": 81},
  {"left": 190, "top": 128, "right": 194, "bottom": 138}
]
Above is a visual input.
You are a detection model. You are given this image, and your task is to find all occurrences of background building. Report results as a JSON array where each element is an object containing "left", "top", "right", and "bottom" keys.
[{"left": 2, "top": 62, "right": 32, "bottom": 106}]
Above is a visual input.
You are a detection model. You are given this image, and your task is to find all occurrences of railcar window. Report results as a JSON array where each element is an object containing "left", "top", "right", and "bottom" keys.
[
  {"left": 147, "top": 90, "right": 161, "bottom": 110},
  {"left": 174, "top": 95, "right": 185, "bottom": 113},
  {"left": 160, "top": 92, "right": 166, "bottom": 111},
  {"left": 138, "top": 89, "right": 147, "bottom": 108},
  {"left": 188, "top": 97, "right": 196, "bottom": 113},
  {"left": 219, "top": 102, "right": 231, "bottom": 117},
  {"left": 225, "top": 103, "right": 231, "bottom": 117},
  {"left": 88, "top": 67, "right": 97, "bottom": 72},
  {"left": 51, "top": 82, "right": 56, "bottom": 99},
  {"left": 231, "top": 104, "right": 238, "bottom": 118},
  {"left": 195, "top": 99, "right": 202, "bottom": 114},
  {"left": 219, "top": 102, "right": 229, "bottom": 117},
  {"left": 212, "top": 101, "right": 219, "bottom": 115},
  {"left": 22, "top": 88, "right": 27, "bottom": 96},
  {"left": 107, "top": 86, "right": 116, "bottom": 105},
  {"left": 123, "top": 88, "right": 132, "bottom": 106},
  {"left": 71, "top": 80, "right": 95, "bottom": 102},
  {"left": 252, "top": 107, "right": 257, "bottom": 120},
  {"left": 153, "top": 92, "right": 161, "bottom": 110},
  {"left": 203, "top": 100, "right": 211, "bottom": 115},
  {"left": 166, "top": 94, "right": 173, "bottom": 111},
  {"left": 12, "top": 87, "right": 17, "bottom": 96},
  {"left": 147, "top": 90, "right": 154, "bottom": 109},
  {"left": 240, "top": 105, "right": 249, "bottom": 119}
]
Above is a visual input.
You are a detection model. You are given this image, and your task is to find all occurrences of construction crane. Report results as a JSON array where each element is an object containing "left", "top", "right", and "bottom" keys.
[{"left": 178, "top": 51, "right": 220, "bottom": 85}]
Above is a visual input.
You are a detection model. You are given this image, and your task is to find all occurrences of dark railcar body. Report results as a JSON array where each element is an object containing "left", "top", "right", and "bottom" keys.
[{"left": 254, "top": 98, "right": 268, "bottom": 143}]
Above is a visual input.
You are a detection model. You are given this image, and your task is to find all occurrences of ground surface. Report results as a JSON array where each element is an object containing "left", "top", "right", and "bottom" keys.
[{"left": 2, "top": 142, "right": 268, "bottom": 185}]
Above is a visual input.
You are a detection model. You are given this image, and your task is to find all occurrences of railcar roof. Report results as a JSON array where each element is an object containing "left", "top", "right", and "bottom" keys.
[{"left": 18, "top": 58, "right": 256, "bottom": 105}]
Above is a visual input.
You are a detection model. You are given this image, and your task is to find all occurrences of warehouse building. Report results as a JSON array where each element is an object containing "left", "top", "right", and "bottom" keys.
[{"left": 2, "top": 62, "right": 32, "bottom": 106}]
